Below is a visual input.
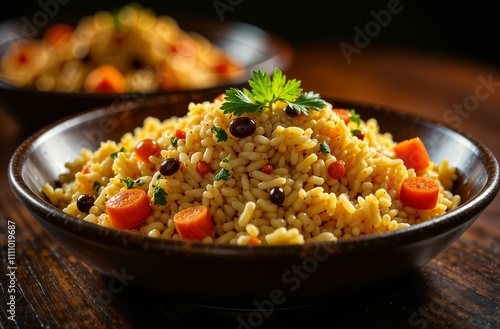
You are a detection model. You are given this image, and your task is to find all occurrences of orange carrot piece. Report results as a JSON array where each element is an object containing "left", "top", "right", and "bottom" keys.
[
  {"left": 394, "top": 137, "right": 431, "bottom": 171},
  {"left": 134, "top": 138, "right": 160, "bottom": 163},
  {"left": 43, "top": 23, "right": 73, "bottom": 47},
  {"left": 400, "top": 177, "right": 439, "bottom": 210},
  {"left": 261, "top": 164, "right": 273, "bottom": 175},
  {"left": 106, "top": 189, "right": 151, "bottom": 230},
  {"left": 247, "top": 237, "right": 262, "bottom": 246},
  {"left": 173, "top": 205, "right": 214, "bottom": 241},
  {"left": 196, "top": 161, "right": 211, "bottom": 176},
  {"left": 332, "top": 109, "right": 352, "bottom": 125},
  {"left": 84, "top": 65, "right": 126, "bottom": 93},
  {"left": 174, "top": 129, "right": 186, "bottom": 139}
]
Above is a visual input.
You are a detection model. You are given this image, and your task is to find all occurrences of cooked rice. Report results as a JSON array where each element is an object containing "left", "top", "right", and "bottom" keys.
[{"left": 42, "top": 98, "right": 461, "bottom": 245}]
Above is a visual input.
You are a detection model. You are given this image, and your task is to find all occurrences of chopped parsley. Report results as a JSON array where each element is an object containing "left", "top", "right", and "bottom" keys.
[
  {"left": 170, "top": 136, "right": 178, "bottom": 147},
  {"left": 214, "top": 168, "right": 230, "bottom": 181},
  {"left": 220, "top": 68, "right": 327, "bottom": 117},
  {"left": 92, "top": 181, "right": 101, "bottom": 194},
  {"left": 222, "top": 154, "right": 231, "bottom": 163},
  {"left": 319, "top": 141, "right": 330, "bottom": 154},
  {"left": 152, "top": 174, "right": 167, "bottom": 206},
  {"left": 349, "top": 109, "right": 361, "bottom": 126},
  {"left": 210, "top": 125, "right": 228, "bottom": 143},
  {"left": 110, "top": 147, "right": 125, "bottom": 159},
  {"left": 120, "top": 177, "right": 145, "bottom": 189}
]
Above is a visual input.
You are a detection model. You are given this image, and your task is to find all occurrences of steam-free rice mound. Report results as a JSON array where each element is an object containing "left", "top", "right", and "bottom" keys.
[{"left": 43, "top": 97, "right": 461, "bottom": 245}]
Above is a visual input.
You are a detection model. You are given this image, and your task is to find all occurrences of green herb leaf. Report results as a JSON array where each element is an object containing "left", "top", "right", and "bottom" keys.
[
  {"left": 111, "top": 147, "right": 125, "bottom": 159},
  {"left": 285, "top": 91, "right": 328, "bottom": 117},
  {"left": 214, "top": 168, "right": 230, "bottom": 181},
  {"left": 112, "top": 9, "right": 121, "bottom": 32},
  {"left": 152, "top": 175, "right": 167, "bottom": 206},
  {"left": 319, "top": 141, "right": 330, "bottom": 154},
  {"left": 220, "top": 88, "right": 263, "bottom": 116},
  {"left": 350, "top": 109, "right": 361, "bottom": 126},
  {"left": 220, "top": 68, "right": 325, "bottom": 117},
  {"left": 93, "top": 181, "right": 101, "bottom": 194},
  {"left": 120, "top": 177, "right": 145, "bottom": 189},
  {"left": 170, "top": 136, "right": 178, "bottom": 147},
  {"left": 153, "top": 185, "right": 167, "bottom": 206},
  {"left": 222, "top": 154, "right": 231, "bottom": 163},
  {"left": 210, "top": 125, "right": 228, "bottom": 143}
]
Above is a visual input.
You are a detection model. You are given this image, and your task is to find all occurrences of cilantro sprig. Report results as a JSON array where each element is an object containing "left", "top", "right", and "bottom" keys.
[{"left": 220, "top": 68, "right": 327, "bottom": 117}]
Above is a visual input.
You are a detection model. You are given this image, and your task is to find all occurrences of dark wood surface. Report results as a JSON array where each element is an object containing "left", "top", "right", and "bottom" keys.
[{"left": 1, "top": 42, "right": 499, "bottom": 329}]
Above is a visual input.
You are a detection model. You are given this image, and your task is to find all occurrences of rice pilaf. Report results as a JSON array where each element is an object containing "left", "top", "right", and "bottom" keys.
[{"left": 42, "top": 94, "right": 461, "bottom": 245}]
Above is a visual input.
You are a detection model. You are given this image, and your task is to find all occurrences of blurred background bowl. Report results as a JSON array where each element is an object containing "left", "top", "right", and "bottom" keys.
[
  {"left": 0, "top": 12, "right": 293, "bottom": 136},
  {"left": 8, "top": 93, "right": 499, "bottom": 308}
]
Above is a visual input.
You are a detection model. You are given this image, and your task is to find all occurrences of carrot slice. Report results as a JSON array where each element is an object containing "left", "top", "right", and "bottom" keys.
[
  {"left": 106, "top": 189, "right": 151, "bottom": 230},
  {"left": 394, "top": 137, "right": 431, "bottom": 171},
  {"left": 43, "top": 23, "right": 73, "bottom": 47},
  {"left": 173, "top": 205, "right": 214, "bottom": 241},
  {"left": 84, "top": 65, "right": 126, "bottom": 93},
  {"left": 400, "top": 177, "right": 439, "bottom": 210}
]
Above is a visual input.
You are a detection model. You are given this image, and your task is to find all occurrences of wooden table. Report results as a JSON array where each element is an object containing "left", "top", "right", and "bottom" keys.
[{"left": 1, "top": 42, "right": 499, "bottom": 328}]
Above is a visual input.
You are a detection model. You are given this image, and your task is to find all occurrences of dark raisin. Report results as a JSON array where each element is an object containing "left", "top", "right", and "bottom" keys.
[
  {"left": 159, "top": 158, "right": 181, "bottom": 176},
  {"left": 229, "top": 117, "right": 256, "bottom": 138},
  {"left": 269, "top": 187, "right": 285, "bottom": 205},
  {"left": 285, "top": 105, "right": 299, "bottom": 118},
  {"left": 77, "top": 194, "right": 95, "bottom": 213}
]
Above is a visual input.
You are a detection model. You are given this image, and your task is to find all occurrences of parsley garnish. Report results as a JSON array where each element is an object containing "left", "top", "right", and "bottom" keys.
[
  {"left": 93, "top": 181, "right": 101, "bottom": 194},
  {"left": 349, "top": 109, "right": 361, "bottom": 126},
  {"left": 210, "top": 125, "right": 228, "bottom": 143},
  {"left": 120, "top": 177, "right": 145, "bottom": 189},
  {"left": 319, "top": 141, "right": 330, "bottom": 154},
  {"left": 214, "top": 168, "right": 230, "bottom": 181},
  {"left": 112, "top": 9, "right": 121, "bottom": 32},
  {"left": 110, "top": 147, "right": 125, "bottom": 159},
  {"left": 222, "top": 154, "right": 231, "bottom": 163},
  {"left": 152, "top": 174, "right": 167, "bottom": 206},
  {"left": 220, "top": 68, "right": 327, "bottom": 117},
  {"left": 170, "top": 137, "right": 178, "bottom": 147}
]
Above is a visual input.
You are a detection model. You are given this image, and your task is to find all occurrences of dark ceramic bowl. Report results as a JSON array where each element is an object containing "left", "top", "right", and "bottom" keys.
[
  {"left": 8, "top": 95, "right": 499, "bottom": 309},
  {"left": 0, "top": 14, "right": 293, "bottom": 135}
]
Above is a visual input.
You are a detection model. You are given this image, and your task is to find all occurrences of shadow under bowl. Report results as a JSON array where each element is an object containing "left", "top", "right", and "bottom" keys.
[{"left": 8, "top": 95, "right": 500, "bottom": 309}]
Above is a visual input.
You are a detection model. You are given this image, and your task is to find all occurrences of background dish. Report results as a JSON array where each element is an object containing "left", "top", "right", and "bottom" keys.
[
  {"left": 0, "top": 14, "right": 293, "bottom": 135},
  {"left": 8, "top": 93, "right": 499, "bottom": 309}
]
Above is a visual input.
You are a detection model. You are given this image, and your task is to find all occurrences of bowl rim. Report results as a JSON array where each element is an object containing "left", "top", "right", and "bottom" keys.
[{"left": 8, "top": 95, "right": 500, "bottom": 255}]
